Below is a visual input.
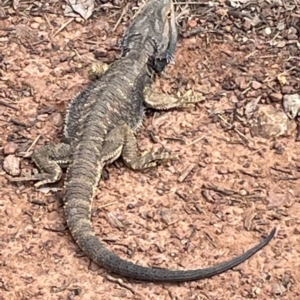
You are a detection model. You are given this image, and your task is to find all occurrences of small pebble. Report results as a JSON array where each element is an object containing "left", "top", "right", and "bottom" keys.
[
  {"left": 187, "top": 20, "right": 197, "bottom": 28},
  {"left": 240, "top": 189, "right": 247, "bottom": 196},
  {"left": 3, "top": 155, "right": 21, "bottom": 176},
  {"left": 252, "top": 81, "right": 262, "bottom": 90},
  {"left": 33, "top": 17, "right": 44, "bottom": 23},
  {"left": 282, "top": 86, "right": 294, "bottom": 94},
  {"left": 276, "top": 40, "right": 286, "bottom": 48},
  {"left": 47, "top": 211, "right": 59, "bottom": 221},
  {"left": 50, "top": 112, "right": 64, "bottom": 127},
  {"left": 30, "top": 22, "right": 40, "bottom": 29},
  {"left": 265, "top": 27, "right": 272, "bottom": 35},
  {"left": 3, "top": 142, "right": 19, "bottom": 155},
  {"left": 235, "top": 76, "right": 248, "bottom": 90},
  {"left": 269, "top": 92, "right": 283, "bottom": 102}
]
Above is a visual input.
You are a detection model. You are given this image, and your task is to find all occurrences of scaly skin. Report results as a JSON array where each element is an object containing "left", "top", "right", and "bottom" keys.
[{"left": 9, "top": 0, "right": 276, "bottom": 282}]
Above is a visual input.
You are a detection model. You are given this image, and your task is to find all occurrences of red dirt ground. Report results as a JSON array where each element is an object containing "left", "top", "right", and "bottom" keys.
[{"left": 1, "top": 1, "right": 300, "bottom": 299}]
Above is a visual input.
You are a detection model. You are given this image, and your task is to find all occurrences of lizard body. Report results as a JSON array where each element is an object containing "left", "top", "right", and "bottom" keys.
[{"left": 10, "top": 0, "right": 275, "bottom": 282}]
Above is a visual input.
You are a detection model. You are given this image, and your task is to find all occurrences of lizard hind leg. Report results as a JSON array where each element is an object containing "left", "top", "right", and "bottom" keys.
[
  {"left": 10, "top": 143, "right": 71, "bottom": 188},
  {"left": 101, "top": 124, "right": 172, "bottom": 170},
  {"left": 121, "top": 124, "right": 172, "bottom": 170},
  {"left": 100, "top": 124, "right": 172, "bottom": 170}
]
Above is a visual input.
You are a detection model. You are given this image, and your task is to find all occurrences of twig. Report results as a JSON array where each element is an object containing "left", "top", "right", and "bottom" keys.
[
  {"left": 0, "top": 99, "right": 18, "bottom": 110},
  {"left": 113, "top": 3, "right": 129, "bottom": 32},
  {"left": 26, "top": 135, "right": 41, "bottom": 154},
  {"left": 178, "top": 163, "right": 195, "bottom": 183},
  {"left": 186, "top": 135, "right": 205, "bottom": 146},
  {"left": 43, "top": 13, "right": 53, "bottom": 31},
  {"left": 203, "top": 184, "right": 238, "bottom": 196},
  {"left": 10, "top": 118, "right": 27, "bottom": 127},
  {"left": 98, "top": 201, "right": 117, "bottom": 209},
  {"left": 52, "top": 18, "right": 74, "bottom": 38},
  {"left": 217, "top": 114, "right": 250, "bottom": 143},
  {"left": 245, "top": 50, "right": 258, "bottom": 59},
  {"left": 106, "top": 275, "right": 137, "bottom": 295},
  {"left": 175, "top": 1, "right": 207, "bottom": 4},
  {"left": 264, "top": 66, "right": 296, "bottom": 83}
]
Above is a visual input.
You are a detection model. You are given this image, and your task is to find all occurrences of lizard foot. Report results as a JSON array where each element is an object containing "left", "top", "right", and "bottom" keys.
[
  {"left": 144, "top": 86, "right": 205, "bottom": 110},
  {"left": 9, "top": 171, "right": 62, "bottom": 188}
]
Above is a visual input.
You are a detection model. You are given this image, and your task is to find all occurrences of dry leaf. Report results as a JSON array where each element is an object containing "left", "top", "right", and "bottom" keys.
[
  {"left": 65, "top": 0, "right": 94, "bottom": 20},
  {"left": 283, "top": 93, "right": 300, "bottom": 119}
]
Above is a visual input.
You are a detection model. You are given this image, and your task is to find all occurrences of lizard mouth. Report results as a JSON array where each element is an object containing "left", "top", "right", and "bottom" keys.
[
  {"left": 151, "top": 0, "right": 178, "bottom": 73},
  {"left": 155, "top": 0, "right": 177, "bottom": 63}
]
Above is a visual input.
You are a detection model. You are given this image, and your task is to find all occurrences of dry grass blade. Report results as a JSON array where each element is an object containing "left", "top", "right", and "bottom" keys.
[
  {"left": 52, "top": 18, "right": 74, "bottom": 38},
  {"left": 113, "top": 3, "right": 129, "bottom": 32}
]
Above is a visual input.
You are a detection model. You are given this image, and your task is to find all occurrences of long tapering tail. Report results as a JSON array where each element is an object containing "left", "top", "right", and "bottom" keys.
[{"left": 64, "top": 157, "right": 275, "bottom": 282}]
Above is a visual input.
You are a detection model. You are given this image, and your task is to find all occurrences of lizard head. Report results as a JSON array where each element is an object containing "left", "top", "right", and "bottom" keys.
[{"left": 121, "top": 0, "right": 177, "bottom": 71}]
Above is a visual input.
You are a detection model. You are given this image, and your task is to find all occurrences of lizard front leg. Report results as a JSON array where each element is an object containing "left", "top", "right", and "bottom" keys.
[
  {"left": 10, "top": 142, "right": 71, "bottom": 188},
  {"left": 143, "top": 86, "right": 204, "bottom": 110}
]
